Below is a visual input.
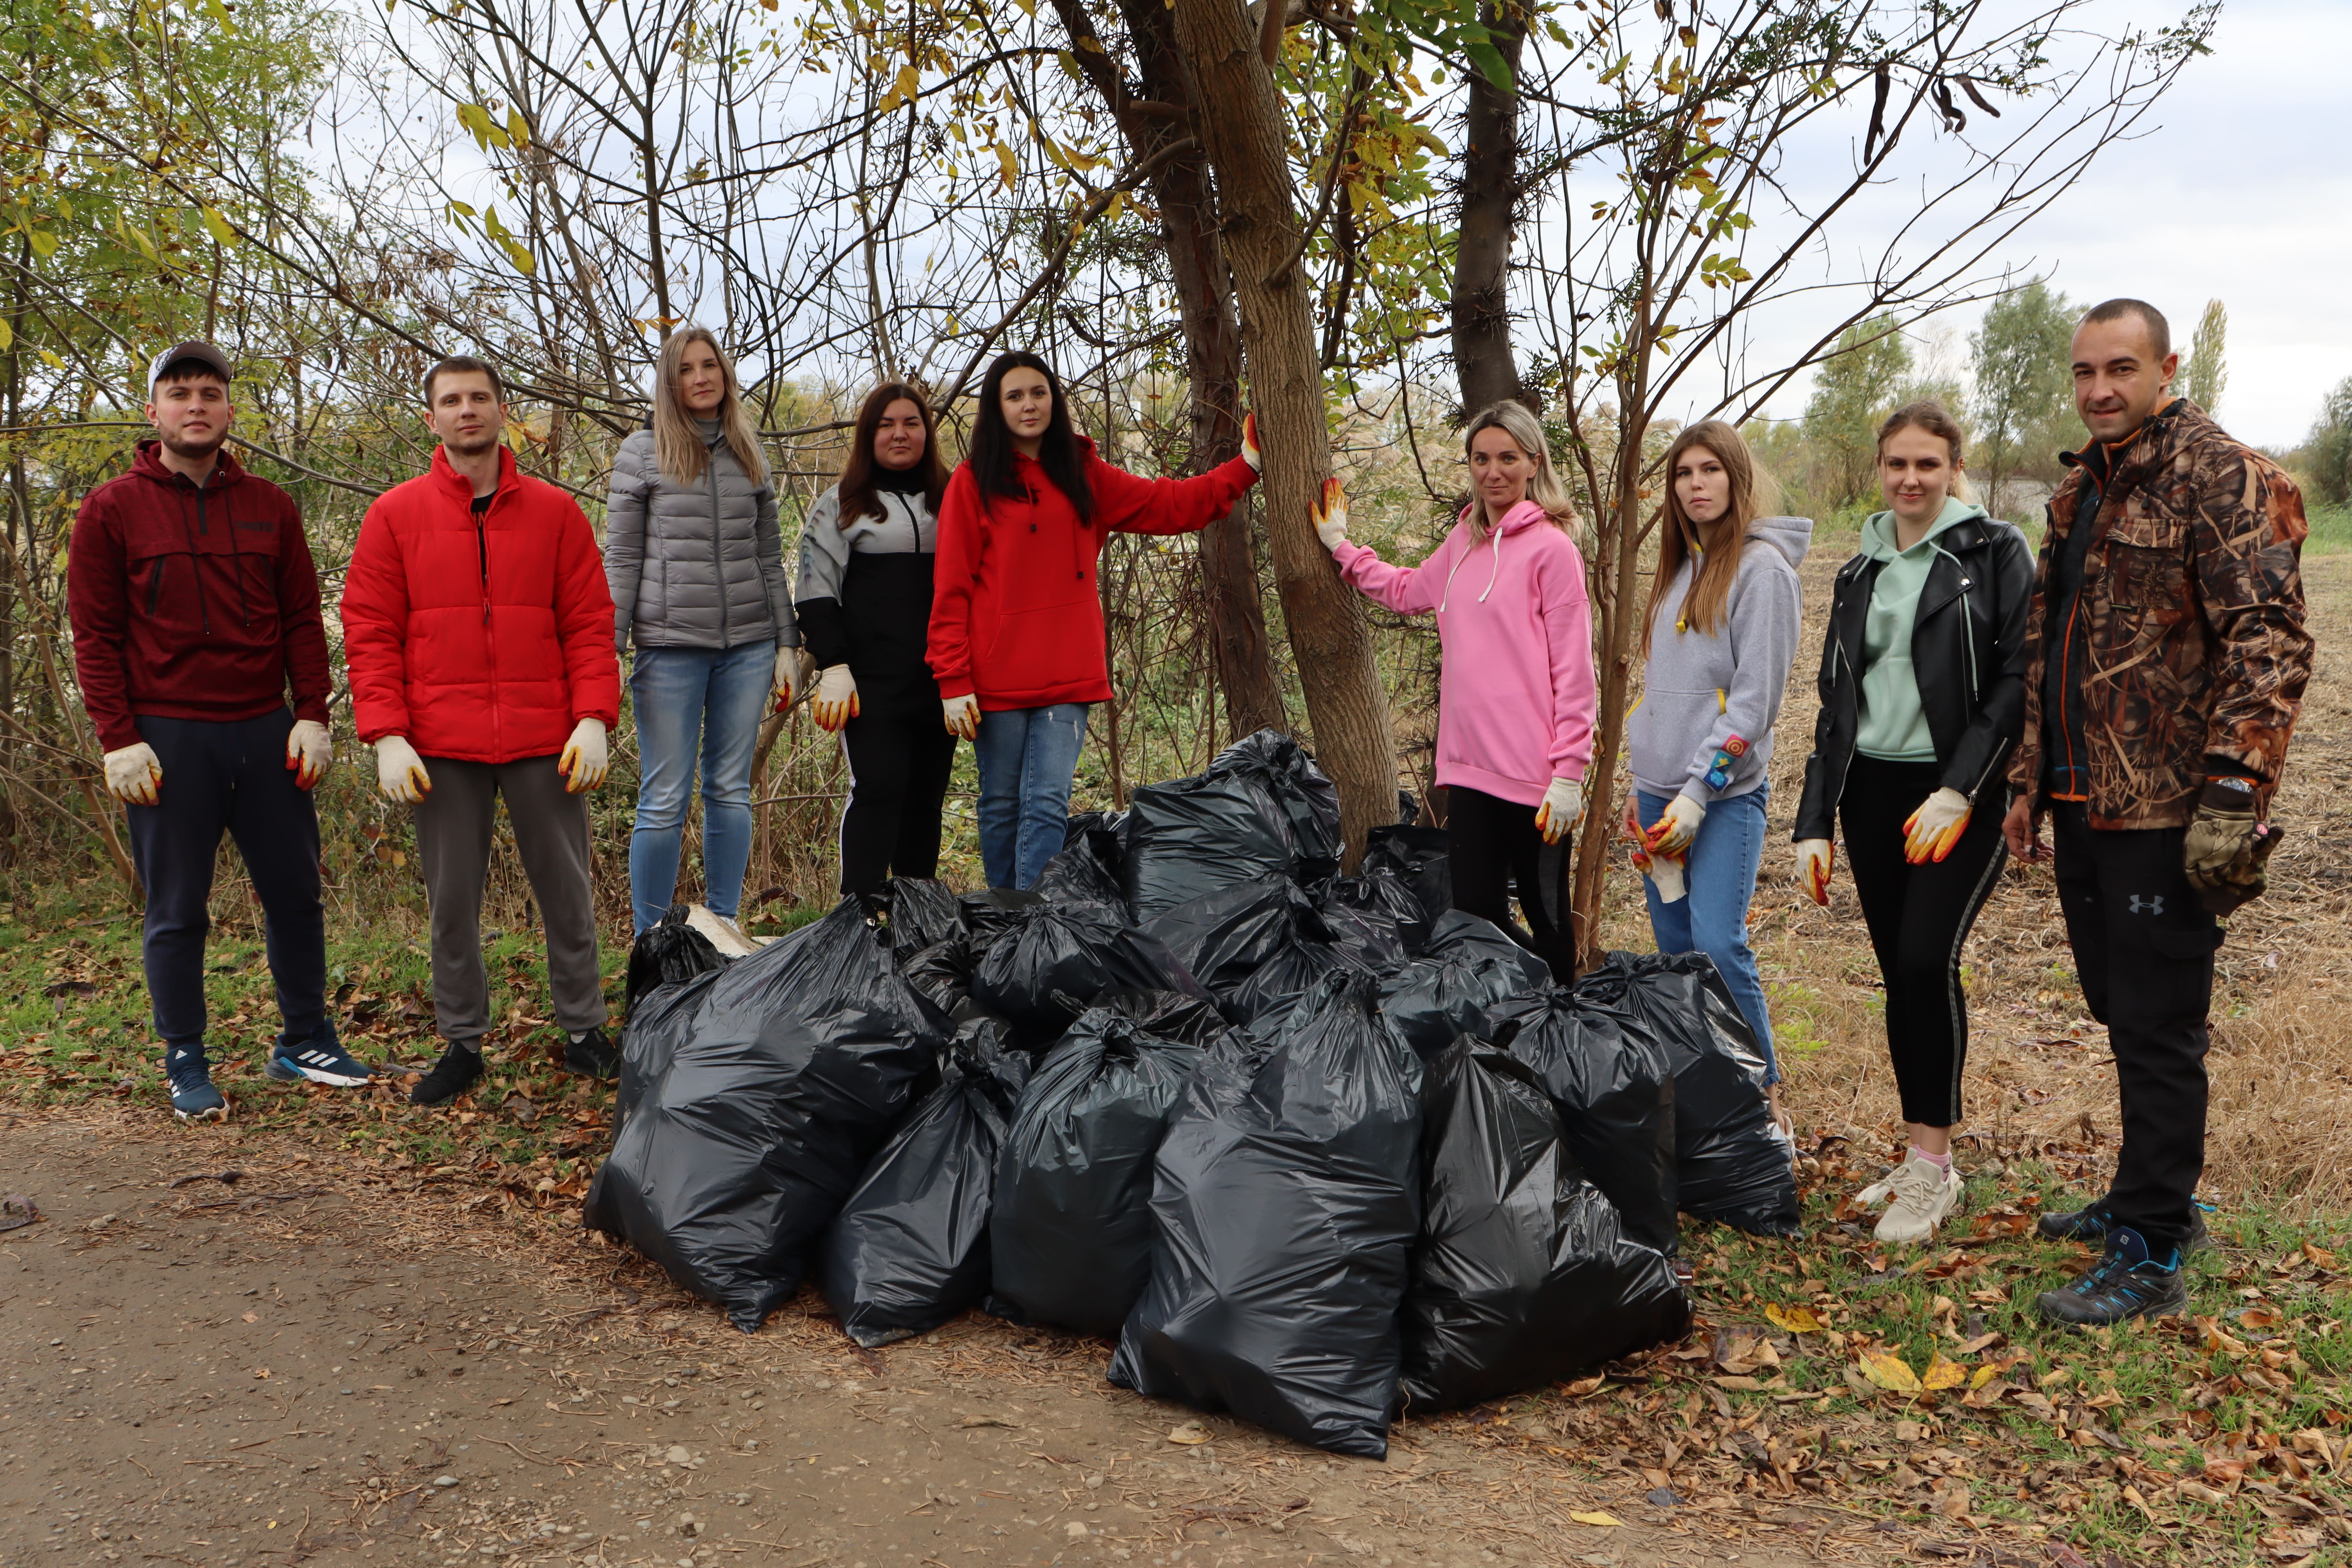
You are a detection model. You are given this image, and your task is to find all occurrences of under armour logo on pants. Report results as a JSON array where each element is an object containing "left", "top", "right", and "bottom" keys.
[{"left": 2128, "top": 894, "right": 2164, "bottom": 916}]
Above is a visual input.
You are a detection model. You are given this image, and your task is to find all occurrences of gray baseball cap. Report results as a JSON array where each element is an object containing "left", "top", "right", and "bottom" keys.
[{"left": 148, "top": 340, "right": 234, "bottom": 391}]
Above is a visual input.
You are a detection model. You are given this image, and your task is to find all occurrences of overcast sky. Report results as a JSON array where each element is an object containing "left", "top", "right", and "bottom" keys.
[{"left": 1738, "top": 0, "right": 2350, "bottom": 450}]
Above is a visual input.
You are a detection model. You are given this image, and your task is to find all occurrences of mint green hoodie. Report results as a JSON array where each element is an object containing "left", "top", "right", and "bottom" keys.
[{"left": 1854, "top": 496, "right": 1989, "bottom": 761}]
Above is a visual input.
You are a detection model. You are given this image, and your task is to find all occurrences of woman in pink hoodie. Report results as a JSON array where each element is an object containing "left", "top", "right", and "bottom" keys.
[{"left": 1316, "top": 401, "right": 1596, "bottom": 979}]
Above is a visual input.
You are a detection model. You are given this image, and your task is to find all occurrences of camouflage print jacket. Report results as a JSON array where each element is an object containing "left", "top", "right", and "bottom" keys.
[{"left": 2010, "top": 398, "right": 2312, "bottom": 829}]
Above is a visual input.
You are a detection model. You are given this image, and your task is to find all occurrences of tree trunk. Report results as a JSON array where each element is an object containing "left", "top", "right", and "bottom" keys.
[
  {"left": 1450, "top": 6, "right": 1532, "bottom": 417},
  {"left": 1055, "top": 0, "right": 1286, "bottom": 742},
  {"left": 1169, "top": 0, "right": 1398, "bottom": 861}
]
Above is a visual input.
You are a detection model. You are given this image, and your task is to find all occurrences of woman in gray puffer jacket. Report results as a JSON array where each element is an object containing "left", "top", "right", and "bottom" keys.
[{"left": 604, "top": 325, "right": 809, "bottom": 937}]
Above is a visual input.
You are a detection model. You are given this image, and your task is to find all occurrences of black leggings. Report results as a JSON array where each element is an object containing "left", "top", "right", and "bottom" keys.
[
  {"left": 1445, "top": 784, "right": 1574, "bottom": 982},
  {"left": 839, "top": 703, "right": 958, "bottom": 895},
  {"left": 1839, "top": 755, "right": 2008, "bottom": 1127}
]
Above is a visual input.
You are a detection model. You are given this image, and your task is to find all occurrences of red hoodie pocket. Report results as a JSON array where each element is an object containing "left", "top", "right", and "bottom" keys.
[{"left": 982, "top": 599, "right": 1102, "bottom": 698}]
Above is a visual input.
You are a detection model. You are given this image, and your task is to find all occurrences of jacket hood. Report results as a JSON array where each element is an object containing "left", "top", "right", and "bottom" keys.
[
  {"left": 132, "top": 438, "right": 248, "bottom": 491},
  {"left": 1459, "top": 497, "right": 1560, "bottom": 537},
  {"left": 1749, "top": 513, "right": 1812, "bottom": 570},
  {"left": 1858, "top": 497, "right": 1988, "bottom": 561}
]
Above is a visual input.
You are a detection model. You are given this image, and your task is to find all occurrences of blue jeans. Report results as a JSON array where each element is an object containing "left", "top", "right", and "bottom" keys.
[
  {"left": 628, "top": 642, "right": 773, "bottom": 934},
  {"left": 975, "top": 704, "right": 1089, "bottom": 891},
  {"left": 1638, "top": 786, "right": 1778, "bottom": 1083}
]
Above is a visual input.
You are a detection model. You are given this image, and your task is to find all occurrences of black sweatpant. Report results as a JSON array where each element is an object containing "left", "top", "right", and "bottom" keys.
[
  {"left": 839, "top": 703, "right": 958, "bottom": 895},
  {"left": 125, "top": 707, "right": 326, "bottom": 1056},
  {"left": 1444, "top": 784, "right": 1574, "bottom": 982},
  {"left": 2051, "top": 801, "right": 2218, "bottom": 1256},
  {"left": 1838, "top": 756, "right": 2008, "bottom": 1128}
]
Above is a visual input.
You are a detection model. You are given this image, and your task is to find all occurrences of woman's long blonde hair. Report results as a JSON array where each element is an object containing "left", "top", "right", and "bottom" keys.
[
  {"left": 652, "top": 325, "right": 769, "bottom": 488},
  {"left": 1463, "top": 401, "right": 1578, "bottom": 536},
  {"left": 1642, "top": 419, "right": 1761, "bottom": 654}
]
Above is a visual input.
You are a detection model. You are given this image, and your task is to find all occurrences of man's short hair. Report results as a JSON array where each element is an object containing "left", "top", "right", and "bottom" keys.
[
  {"left": 148, "top": 340, "right": 233, "bottom": 392},
  {"left": 423, "top": 355, "right": 507, "bottom": 406},
  {"left": 2078, "top": 298, "right": 2171, "bottom": 362}
]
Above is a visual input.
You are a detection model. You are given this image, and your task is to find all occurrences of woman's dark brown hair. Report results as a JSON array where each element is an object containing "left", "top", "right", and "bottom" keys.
[
  {"left": 1642, "top": 419, "right": 1762, "bottom": 653},
  {"left": 836, "top": 381, "right": 948, "bottom": 528}
]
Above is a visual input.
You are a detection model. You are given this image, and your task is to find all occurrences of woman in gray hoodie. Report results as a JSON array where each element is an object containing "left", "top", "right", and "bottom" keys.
[
  {"left": 1625, "top": 420, "right": 1809, "bottom": 1131},
  {"left": 603, "top": 326, "right": 806, "bottom": 937}
]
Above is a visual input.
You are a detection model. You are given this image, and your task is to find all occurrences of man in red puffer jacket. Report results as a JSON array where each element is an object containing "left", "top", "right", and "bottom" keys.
[{"left": 341, "top": 357, "right": 621, "bottom": 1107}]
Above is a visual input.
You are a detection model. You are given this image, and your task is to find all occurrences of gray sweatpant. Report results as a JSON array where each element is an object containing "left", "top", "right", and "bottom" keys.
[{"left": 413, "top": 753, "right": 608, "bottom": 1048}]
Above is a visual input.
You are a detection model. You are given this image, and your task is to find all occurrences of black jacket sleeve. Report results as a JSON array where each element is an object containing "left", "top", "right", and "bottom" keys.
[
  {"left": 1939, "top": 524, "right": 2035, "bottom": 805},
  {"left": 794, "top": 596, "right": 852, "bottom": 670},
  {"left": 1791, "top": 611, "right": 1846, "bottom": 843}
]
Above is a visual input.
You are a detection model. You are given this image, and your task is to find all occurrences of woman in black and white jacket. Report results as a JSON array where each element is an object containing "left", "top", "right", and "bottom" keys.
[{"left": 794, "top": 383, "right": 953, "bottom": 895}]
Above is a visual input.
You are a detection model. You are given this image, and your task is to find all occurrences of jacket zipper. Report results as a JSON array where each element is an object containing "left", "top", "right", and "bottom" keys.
[
  {"left": 709, "top": 446, "right": 728, "bottom": 648},
  {"left": 478, "top": 487, "right": 502, "bottom": 758}
]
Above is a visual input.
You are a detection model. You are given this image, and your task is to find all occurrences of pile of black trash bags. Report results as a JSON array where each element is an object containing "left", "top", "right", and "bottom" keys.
[{"left": 585, "top": 730, "right": 1798, "bottom": 1459}]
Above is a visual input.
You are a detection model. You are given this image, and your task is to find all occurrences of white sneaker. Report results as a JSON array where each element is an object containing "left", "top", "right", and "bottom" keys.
[{"left": 1870, "top": 1155, "right": 1965, "bottom": 1245}]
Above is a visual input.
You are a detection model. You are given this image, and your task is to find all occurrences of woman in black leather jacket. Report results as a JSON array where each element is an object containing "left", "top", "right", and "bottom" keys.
[{"left": 1792, "top": 401, "right": 2033, "bottom": 1247}]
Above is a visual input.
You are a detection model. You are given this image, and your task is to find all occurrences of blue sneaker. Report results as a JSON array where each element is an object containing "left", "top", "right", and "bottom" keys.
[
  {"left": 2036, "top": 1226, "right": 2188, "bottom": 1326},
  {"left": 266, "top": 1021, "right": 373, "bottom": 1087},
  {"left": 166, "top": 1047, "right": 230, "bottom": 1123}
]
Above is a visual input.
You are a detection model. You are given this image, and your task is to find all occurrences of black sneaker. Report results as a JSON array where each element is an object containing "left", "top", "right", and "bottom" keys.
[
  {"left": 166, "top": 1046, "right": 229, "bottom": 1123},
  {"left": 266, "top": 1020, "right": 373, "bottom": 1087},
  {"left": 561, "top": 1027, "right": 621, "bottom": 1081},
  {"left": 2036, "top": 1197, "right": 2210, "bottom": 1253},
  {"left": 2037, "top": 1227, "right": 2189, "bottom": 1326},
  {"left": 410, "top": 1045, "right": 485, "bottom": 1107}
]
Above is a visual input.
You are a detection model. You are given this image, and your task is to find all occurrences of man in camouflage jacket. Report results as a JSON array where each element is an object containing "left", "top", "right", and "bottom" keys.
[{"left": 2004, "top": 299, "right": 2311, "bottom": 1327}]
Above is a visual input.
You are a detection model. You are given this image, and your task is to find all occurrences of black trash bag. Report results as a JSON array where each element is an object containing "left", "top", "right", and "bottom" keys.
[
  {"left": 624, "top": 903, "right": 729, "bottom": 1013},
  {"left": 971, "top": 900, "right": 1211, "bottom": 1043},
  {"left": 900, "top": 939, "right": 975, "bottom": 1016},
  {"left": 1034, "top": 833, "right": 1127, "bottom": 911},
  {"left": 960, "top": 888, "right": 1045, "bottom": 947},
  {"left": 1577, "top": 951, "right": 1799, "bottom": 1238},
  {"left": 1064, "top": 809, "right": 1128, "bottom": 854},
  {"left": 1209, "top": 730, "right": 1343, "bottom": 876},
  {"left": 1493, "top": 987, "right": 1679, "bottom": 1257},
  {"left": 1399, "top": 1038, "right": 1689, "bottom": 1412},
  {"left": 1091, "top": 988, "right": 1236, "bottom": 1052},
  {"left": 1110, "top": 970, "right": 1423, "bottom": 1459},
  {"left": 1361, "top": 823, "right": 1453, "bottom": 951},
  {"left": 583, "top": 898, "right": 948, "bottom": 1331},
  {"left": 817, "top": 1014, "right": 1032, "bottom": 1347},
  {"left": 884, "top": 878, "right": 966, "bottom": 961},
  {"left": 1377, "top": 910, "right": 1552, "bottom": 1061},
  {"left": 1142, "top": 875, "right": 1348, "bottom": 1028},
  {"left": 988, "top": 1010, "right": 1209, "bottom": 1335},
  {"left": 1120, "top": 731, "right": 1343, "bottom": 923},
  {"left": 611, "top": 963, "right": 722, "bottom": 1134},
  {"left": 1311, "top": 874, "right": 1414, "bottom": 978}
]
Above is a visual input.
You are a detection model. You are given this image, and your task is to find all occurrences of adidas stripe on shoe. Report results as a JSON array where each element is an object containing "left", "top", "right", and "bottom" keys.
[{"left": 266, "top": 1025, "right": 373, "bottom": 1087}]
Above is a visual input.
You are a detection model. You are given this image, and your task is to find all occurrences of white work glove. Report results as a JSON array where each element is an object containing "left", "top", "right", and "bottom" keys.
[
  {"left": 1623, "top": 794, "right": 1686, "bottom": 904},
  {"left": 1795, "top": 838, "right": 1833, "bottom": 906},
  {"left": 103, "top": 742, "right": 162, "bottom": 806},
  {"left": 1643, "top": 792, "right": 1706, "bottom": 856},
  {"left": 942, "top": 693, "right": 980, "bottom": 740},
  {"left": 1241, "top": 411, "right": 1262, "bottom": 473},
  {"left": 1903, "top": 787, "right": 1972, "bottom": 865},
  {"left": 375, "top": 735, "right": 432, "bottom": 804},
  {"left": 1312, "top": 476, "right": 1349, "bottom": 552},
  {"left": 772, "top": 647, "right": 814, "bottom": 712},
  {"left": 285, "top": 719, "right": 332, "bottom": 790},
  {"left": 813, "top": 665, "right": 861, "bottom": 732},
  {"left": 559, "top": 717, "right": 609, "bottom": 793},
  {"left": 1535, "top": 777, "right": 1584, "bottom": 845}
]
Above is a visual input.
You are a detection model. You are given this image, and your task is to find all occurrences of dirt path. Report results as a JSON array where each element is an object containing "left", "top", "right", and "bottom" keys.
[{"left": 0, "top": 1110, "right": 1843, "bottom": 1568}]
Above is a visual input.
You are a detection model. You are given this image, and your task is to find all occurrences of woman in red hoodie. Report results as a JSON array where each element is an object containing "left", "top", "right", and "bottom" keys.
[{"left": 928, "top": 351, "right": 1260, "bottom": 890}]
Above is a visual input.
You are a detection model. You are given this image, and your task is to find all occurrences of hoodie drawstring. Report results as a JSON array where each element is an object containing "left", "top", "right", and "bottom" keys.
[
  {"left": 174, "top": 486, "right": 213, "bottom": 638},
  {"left": 1438, "top": 522, "right": 1510, "bottom": 613}
]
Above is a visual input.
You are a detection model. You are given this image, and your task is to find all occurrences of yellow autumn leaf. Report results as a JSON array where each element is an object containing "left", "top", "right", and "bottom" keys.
[
  {"left": 1569, "top": 1511, "right": 1622, "bottom": 1528},
  {"left": 1921, "top": 1353, "right": 1966, "bottom": 1391},
  {"left": 199, "top": 206, "right": 237, "bottom": 247},
  {"left": 992, "top": 139, "right": 1019, "bottom": 190},
  {"left": 1765, "top": 1302, "right": 1823, "bottom": 1334},
  {"left": 1857, "top": 1349, "right": 1922, "bottom": 1393},
  {"left": 0, "top": 315, "right": 10, "bottom": 350},
  {"left": 1969, "top": 1363, "right": 2000, "bottom": 1390}
]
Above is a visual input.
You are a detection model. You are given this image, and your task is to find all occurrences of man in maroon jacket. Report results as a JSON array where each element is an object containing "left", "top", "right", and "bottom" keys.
[{"left": 68, "top": 341, "right": 372, "bottom": 1122}]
